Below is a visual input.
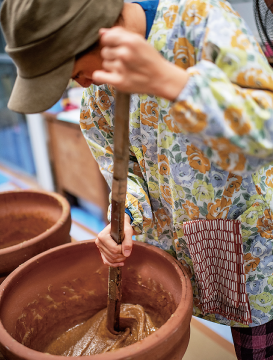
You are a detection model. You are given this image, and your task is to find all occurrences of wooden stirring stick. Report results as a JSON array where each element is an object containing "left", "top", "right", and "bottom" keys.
[{"left": 107, "top": 90, "right": 130, "bottom": 334}]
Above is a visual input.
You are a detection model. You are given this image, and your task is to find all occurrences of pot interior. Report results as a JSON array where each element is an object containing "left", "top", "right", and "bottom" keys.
[
  {"left": 0, "top": 192, "right": 63, "bottom": 249},
  {"left": 0, "top": 242, "right": 182, "bottom": 354}
]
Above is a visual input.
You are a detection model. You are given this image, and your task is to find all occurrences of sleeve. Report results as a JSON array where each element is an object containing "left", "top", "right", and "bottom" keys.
[
  {"left": 79, "top": 85, "right": 154, "bottom": 234},
  {"left": 171, "top": 0, "right": 273, "bottom": 175}
]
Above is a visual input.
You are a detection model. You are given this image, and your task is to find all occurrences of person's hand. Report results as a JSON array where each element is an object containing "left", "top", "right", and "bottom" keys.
[
  {"left": 95, "top": 213, "right": 135, "bottom": 267},
  {"left": 93, "top": 27, "right": 189, "bottom": 101}
]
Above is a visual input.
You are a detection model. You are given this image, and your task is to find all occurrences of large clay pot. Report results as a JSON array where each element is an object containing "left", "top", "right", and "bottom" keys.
[
  {"left": 0, "top": 190, "right": 71, "bottom": 281},
  {"left": 0, "top": 240, "right": 192, "bottom": 360}
]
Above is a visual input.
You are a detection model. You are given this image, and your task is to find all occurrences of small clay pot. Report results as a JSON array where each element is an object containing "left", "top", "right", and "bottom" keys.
[
  {"left": 0, "top": 240, "right": 192, "bottom": 360},
  {"left": 0, "top": 190, "right": 71, "bottom": 281}
]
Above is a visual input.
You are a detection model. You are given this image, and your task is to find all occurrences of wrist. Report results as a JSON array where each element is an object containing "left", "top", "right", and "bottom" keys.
[
  {"left": 152, "top": 60, "right": 189, "bottom": 101},
  {"left": 124, "top": 213, "right": 131, "bottom": 224}
]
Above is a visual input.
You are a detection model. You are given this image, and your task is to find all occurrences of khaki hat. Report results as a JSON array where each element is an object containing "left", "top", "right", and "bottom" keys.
[{"left": 0, "top": 0, "right": 123, "bottom": 114}]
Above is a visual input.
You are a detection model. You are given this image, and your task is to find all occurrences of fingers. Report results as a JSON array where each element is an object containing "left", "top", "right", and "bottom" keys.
[
  {"left": 99, "top": 27, "right": 136, "bottom": 48},
  {"left": 92, "top": 70, "right": 123, "bottom": 87},
  {"left": 96, "top": 236, "right": 125, "bottom": 263},
  {"left": 95, "top": 220, "right": 134, "bottom": 267},
  {"left": 100, "top": 252, "right": 124, "bottom": 268},
  {"left": 101, "top": 46, "right": 132, "bottom": 63},
  {"left": 122, "top": 230, "right": 133, "bottom": 258}
]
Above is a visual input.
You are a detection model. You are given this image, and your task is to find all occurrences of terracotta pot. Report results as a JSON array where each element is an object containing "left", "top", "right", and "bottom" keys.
[
  {"left": 0, "top": 240, "right": 192, "bottom": 360},
  {"left": 0, "top": 190, "right": 71, "bottom": 281}
]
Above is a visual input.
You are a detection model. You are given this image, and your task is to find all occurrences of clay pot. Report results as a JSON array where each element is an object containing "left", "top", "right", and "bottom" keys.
[
  {"left": 0, "top": 190, "right": 71, "bottom": 281},
  {"left": 0, "top": 240, "right": 192, "bottom": 360}
]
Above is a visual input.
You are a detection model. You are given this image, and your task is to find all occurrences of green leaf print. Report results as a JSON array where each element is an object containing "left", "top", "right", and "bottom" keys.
[
  {"left": 207, "top": 147, "right": 213, "bottom": 157},
  {"left": 184, "top": 187, "right": 191, "bottom": 194},
  {"left": 233, "top": 197, "right": 240, "bottom": 205},
  {"left": 175, "top": 153, "right": 182, "bottom": 163},
  {"left": 242, "top": 193, "right": 251, "bottom": 201},
  {"left": 215, "top": 189, "right": 223, "bottom": 198},
  {"left": 200, "top": 203, "right": 208, "bottom": 216},
  {"left": 182, "top": 157, "right": 188, "bottom": 163},
  {"left": 196, "top": 173, "right": 204, "bottom": 181},
  {"left": 174, "top": 200, "right": 180, "bottom": 208},
  {"left": 172, "top": 144, "right": 180, "bottom": 152},
  {"left": 257, "top": 274, "right": 265, "bottom": 279},
  {"left": 162, "top": 149, "right": 174, "bottom": 158}
]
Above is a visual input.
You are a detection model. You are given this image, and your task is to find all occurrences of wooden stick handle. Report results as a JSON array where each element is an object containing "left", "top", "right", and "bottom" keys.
[{"left": 107, "top": 91, "right": 130, "bottom": 334}]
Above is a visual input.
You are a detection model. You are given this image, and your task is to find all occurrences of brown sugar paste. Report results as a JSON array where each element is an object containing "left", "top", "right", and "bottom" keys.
[{"left": 45, "top": 304, "right": 163, "bottom": 356}]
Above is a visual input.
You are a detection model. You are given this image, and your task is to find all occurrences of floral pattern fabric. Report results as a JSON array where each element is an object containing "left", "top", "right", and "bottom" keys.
[{"left": 80, "top": 0, "right": 273, "bottom": 327}]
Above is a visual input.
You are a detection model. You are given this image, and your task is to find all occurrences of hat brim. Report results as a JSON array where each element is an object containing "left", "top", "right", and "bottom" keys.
[{"left": 8, "top": 58, "right": 75, "bottom": 114}]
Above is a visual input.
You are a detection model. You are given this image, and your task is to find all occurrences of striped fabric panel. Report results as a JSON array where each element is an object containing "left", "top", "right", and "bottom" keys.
[{"left": 183, "top": 219, "right": 251, "bottom": 325}]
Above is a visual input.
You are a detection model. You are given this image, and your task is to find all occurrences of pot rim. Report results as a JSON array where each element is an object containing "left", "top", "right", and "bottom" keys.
[
  {"left": 0, "top": 240, "right": 192, "bottom": 360},
  {"left": 0, "top": 189, "right": 71, "bottom": 255}
]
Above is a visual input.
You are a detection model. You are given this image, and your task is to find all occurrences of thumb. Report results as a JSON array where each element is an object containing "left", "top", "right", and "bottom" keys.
[{"left": 121, "top": 230, "right": 133, "bottom": 257}]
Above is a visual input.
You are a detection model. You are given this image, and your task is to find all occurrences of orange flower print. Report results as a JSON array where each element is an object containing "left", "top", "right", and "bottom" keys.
[
  {"left": 182, "top": 0, "right": 211, "bottom": 26},
  {"left": 208, "top": 138, "right": 239, "bottom": 154},
  {"left": 160, "top": 184, "right": 173, "bottom": 205},
  {"left": 252, "top": 90, "right": 273, "bottom": 110},
  {"left": 158, "top": 154, "right": 170, "bottom": 176},
  {"left": 80, "top": 109, "right": 95, "bottom": 130},
  {"left": 163, "top": 5, "right": 178, "bottom": 29},
  {"left": 96, "top": 90, "right": 112, "bottom": 111},
  {"left": 206, "top": 138, "right": 246, "bottom": 171},
  {"left": 89, "top": 97, "right": 102, "bottom": 115},
  {"left": 207, "top": 198, "right": 232, "bottom": 220},
  {"left": 186, "top": 144, "right": 210, "bottom": 174},
  {"left": 224, "top": 107, "right": 251, "bottom": 136},
  {"left": 163, "top": 109, "right": 180, "bottom": 133},
  {"left": 173, "top": 37, "right": 195, "bottom": 69},
  {"left": 231, "top": 30, "right": 251, "bottom": 50},
  {"left": 80, "top": 109, "right": 90, "bottom": 120},
  {"left": 237, "top": 68, "right": 273, "bottom": 90},
  {"left": 140, "top": 101, "right": 159, "bottom": 129},
  {"left": 257, "top": 209, "right": 273, "bottom": 239},
  {"left": 223, "top": 174, "right": 242, "bottom": 197},
  {"left": 244, "top": 253, "right": 260, "bottom": 274},
  {"left": 155, "top": 208, "right": 171, "bottom": 235},
  {"left": 217, "top": 151, "right": 246, "bottom": 172},
  {"left": 98, "top": 117, "right": 111, "bottom": 134},
  {"left": 173, "top": 101, "right": 207, "bottom": 133},
  {"left": 139, "top": 159, "right": 146, "bottom": 172},
  {"left": 256, "top": 184, "right": 262, "bottom": 195},
  {"left": 266, "top": 167, "right": 273, "bottom": 188},
  {"left": 182, "top": 200, "right": 200, "bottom": 220}
]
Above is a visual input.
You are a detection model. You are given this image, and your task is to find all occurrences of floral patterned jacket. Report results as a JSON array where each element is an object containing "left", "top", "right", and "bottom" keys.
[{"left": 79, "top": 0, "right": 273, "bottom": 327}]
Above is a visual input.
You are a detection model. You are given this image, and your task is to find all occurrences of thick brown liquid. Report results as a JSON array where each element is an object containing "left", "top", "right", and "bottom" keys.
[{"left": 45, "top": 304, "right": 164, "bottom": 356}]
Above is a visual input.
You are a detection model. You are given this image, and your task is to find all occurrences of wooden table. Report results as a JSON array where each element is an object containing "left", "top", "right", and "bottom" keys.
[{"left": 44, "top": 112, "right": 109, "bottom": 223}]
